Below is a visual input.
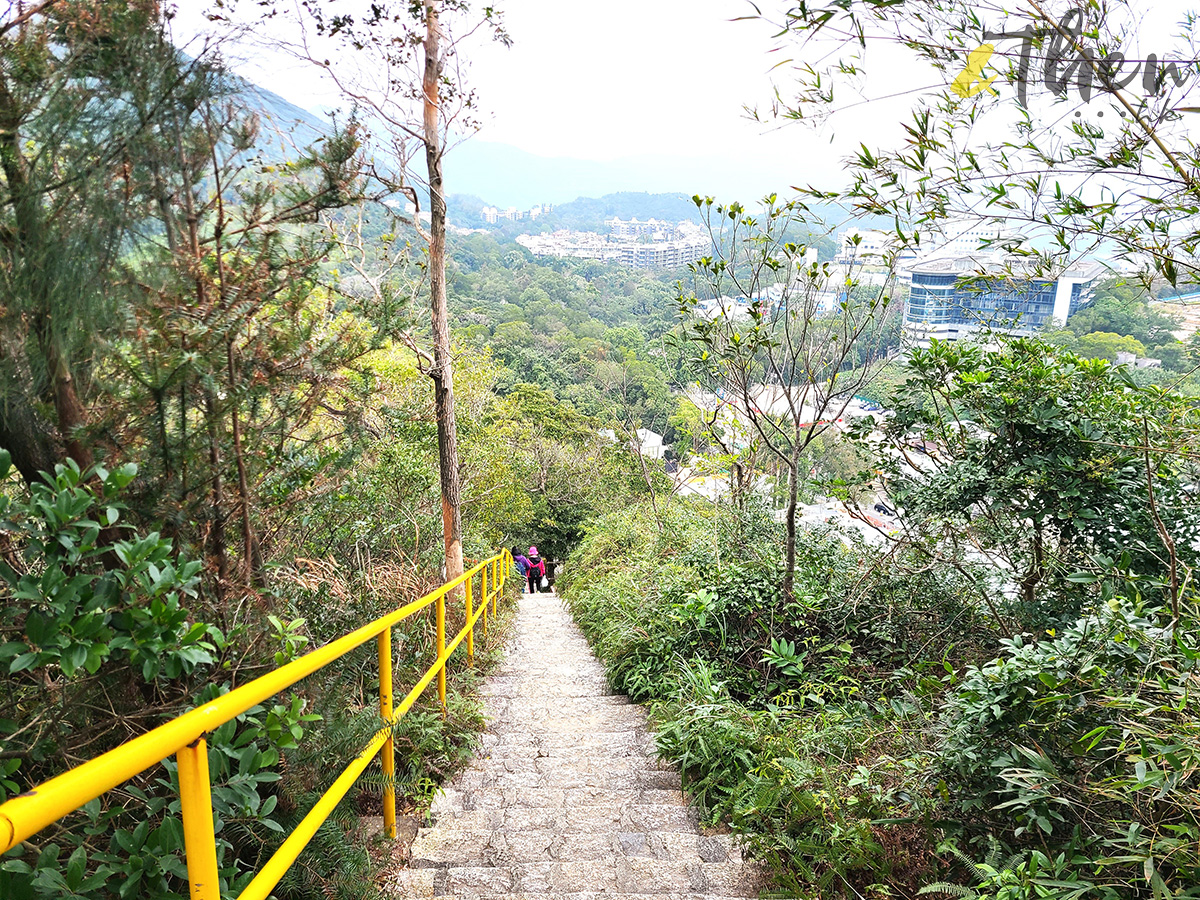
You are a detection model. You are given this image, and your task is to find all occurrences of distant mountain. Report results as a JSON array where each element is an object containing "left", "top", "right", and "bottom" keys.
[
  {"left": 238, "top": 80, "right": 330, "bottom": 151},
  {"left": 448, "top": 191, "right": 704, "bottom": 231},
  {"left": 549, "top": 194, "right": 704, "bottom": 229},
  {"left": 445, "top": 140, "right": 797, "bottom": 209}
]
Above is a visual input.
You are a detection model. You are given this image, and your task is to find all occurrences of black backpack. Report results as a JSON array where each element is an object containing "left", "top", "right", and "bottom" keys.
[{"left": 529, "top": 555, "right": 545, "bottom": 577}]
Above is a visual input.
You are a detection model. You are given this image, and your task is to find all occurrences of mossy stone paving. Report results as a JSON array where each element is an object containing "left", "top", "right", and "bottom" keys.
[{"left": 386, "top": 591, "right": 765, "bottom": 899}]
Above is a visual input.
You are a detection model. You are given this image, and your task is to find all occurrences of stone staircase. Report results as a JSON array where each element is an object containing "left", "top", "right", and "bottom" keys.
[{"left": 385, "top": 591, "right": 765, "bottom": 899}]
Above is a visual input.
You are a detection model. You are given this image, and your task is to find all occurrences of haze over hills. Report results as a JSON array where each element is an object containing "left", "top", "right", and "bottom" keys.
[
  {"left": 244, "top": 87, "right": 797, "bottom": 211},
  {"left": 447, "top": 140, "right": 795, "bottom": 209},
  {"left": 447, "top": 191, "right": 710, "bottom": 231},
  {"left": 238, "top": 90, "right": 730, "bottom": 219},
  {"left": 236, "top": 77, "right": 332, "bottom": 152},
  {"left": 236, "top": 80, "right": 839, "bottom": 231}
]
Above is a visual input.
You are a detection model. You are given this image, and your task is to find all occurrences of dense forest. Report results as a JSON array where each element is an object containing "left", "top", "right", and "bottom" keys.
[
  {"left": 0, "top": 5, "right": 671, "bottom": 897},
  {"left": 2, "top": 2, "right": 1200, "bottom": 900}
]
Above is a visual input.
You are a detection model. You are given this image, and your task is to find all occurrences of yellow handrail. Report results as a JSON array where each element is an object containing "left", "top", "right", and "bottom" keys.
[{"left": 0, "top": 549, "right": 513, "bottom": 900}]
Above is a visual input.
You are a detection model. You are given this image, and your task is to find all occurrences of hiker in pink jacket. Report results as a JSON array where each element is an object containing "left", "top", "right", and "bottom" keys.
[{"left": 525, "top": 546, "right": 546, "bottom": 594}]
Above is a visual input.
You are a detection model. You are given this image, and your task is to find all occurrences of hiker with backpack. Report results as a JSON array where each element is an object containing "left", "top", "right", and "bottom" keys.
[{"left": 525, "top": 546, "right": 546, "bottom": 594}]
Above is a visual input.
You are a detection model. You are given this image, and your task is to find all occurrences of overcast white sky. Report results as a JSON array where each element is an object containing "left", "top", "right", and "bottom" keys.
[
  {"left": 170, "top": 1, "right": 1200, "bottom": 202},
  {"left": 170, "top": 0, "right": 901, "bottom": 191},
  {"left": 451, "top": 1, "right": 806, "bottom": 161}
]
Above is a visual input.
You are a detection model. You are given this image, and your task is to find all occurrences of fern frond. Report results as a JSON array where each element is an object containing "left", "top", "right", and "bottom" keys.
[{"left": 918, "top": 883, "right": 978, "bottom": 899}]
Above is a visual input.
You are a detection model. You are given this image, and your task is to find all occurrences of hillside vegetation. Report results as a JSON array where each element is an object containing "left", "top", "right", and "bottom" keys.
[
  {"left": 0, "top": 8, "right": 671, "bottom": 898},
  {"left": 3, "top": 5, "right": 1199, "bottom": 900},
  {"left": 562, "top": 337, "right": 1200, "bottom": 900}
]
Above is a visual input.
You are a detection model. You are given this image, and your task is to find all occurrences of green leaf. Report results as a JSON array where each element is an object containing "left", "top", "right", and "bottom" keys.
[
  {"left": 158, "top": 817, "right": 184, "bottom": 853},
  {"left": 10, "top": 652, "right": 40, "bottom": 674},
  {"left": 24, "top": 613, "right": 55, "bottom": 648},
  {"left": 62, "top": 643, "right": 88, "bottom": 677},
  {"left": 65, "top": 846, "right": 86, "bottom": 891},
  {"left": 112, "top": 829, "right": 137, "bottom": 854}
]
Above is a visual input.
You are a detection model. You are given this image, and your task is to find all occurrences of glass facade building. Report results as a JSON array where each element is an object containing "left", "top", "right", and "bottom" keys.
[{"left": 903, "top": 256, "right": 1101, "bottom": 345}]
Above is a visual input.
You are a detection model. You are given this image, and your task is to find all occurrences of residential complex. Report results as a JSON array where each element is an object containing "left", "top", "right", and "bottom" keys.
[
  {"left": 1155, "top": 293, "right": 1200, "bottom": 342},
  {"left": 482, "top": 204, "right": 553, "bottom": 224},
  {"left": 605, "top": 217, "right": 688, "bottom": 241},
  {"left": 691, "top": 252, "right": 868, "bottom": 323},
  {"left": 835, "top": 227, "right": 893, "bottom": 263},
  {"left": 516, "top": 219, "right": 711, "bottom": 270},
  {"left": 829, "top": 220, "right": 1106, "bottom": 346},
  {"left": 693, "top": 285, "right": 786, "bottom": 321},
  {"left": 836, "top": 221, "right": 1003, "bottom": 265}
]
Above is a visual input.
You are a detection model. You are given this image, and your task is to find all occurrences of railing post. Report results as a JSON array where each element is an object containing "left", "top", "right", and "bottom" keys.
[
  {"left": 481, "top": 564, "right": 489, "bottom": 639},
  {"left": 465, "top": 573, "right": 475, "bottom": 665},
  {"left": 377, "top": 628, "right": 396, "bottom": 840},
  {"left": 177, "top": 738, "right": 220, "bottom": 900},
  {"left": 492, "top": 558, "right": 499, "bottom": 618},
  {"left": 437, "top": 589, "right": 446, "bottom": 715}
]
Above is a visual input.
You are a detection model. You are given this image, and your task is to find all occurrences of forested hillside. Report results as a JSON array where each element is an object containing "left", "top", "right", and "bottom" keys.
[
  {"left": 550, "top": 2, "right": 1200, "bottom": 898},
  {"left": 0, "top": 6, "right": 671, "bottom": 897},
  {"left": 3, "top": 3, "right": 1200, "bottom": 900}
]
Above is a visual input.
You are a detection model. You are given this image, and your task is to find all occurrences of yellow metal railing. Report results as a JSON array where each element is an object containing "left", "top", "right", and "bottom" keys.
[{"left": 0, "top": 549, "right": 513, "bottom": 900}]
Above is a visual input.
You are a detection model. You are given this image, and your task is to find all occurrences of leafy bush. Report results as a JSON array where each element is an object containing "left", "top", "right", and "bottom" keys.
[
  {"left": 0, "top": 456, "right": 511, "bottom": 899},
  {"left": 562, "top": 404, "right": 1199, "bottom": 900},
  {"left": 920, "top": 837, "right": 1123, "bottom": 900},
  {"left": 560, "top": 499, "right": 960, "bottom": 896},
  {"left": 940, "top": 598, "right": 1200, "bottom": 896}
]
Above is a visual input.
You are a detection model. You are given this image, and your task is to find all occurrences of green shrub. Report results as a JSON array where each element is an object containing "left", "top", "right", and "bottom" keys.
[
  {"left": 0, "top": 458, "right": 423, "bottom": 899},
  {"left": 940, "top": 598, "right": 1200, "bottom": 895},
  {"left": 561, "top": 498, "right": 951, "bottom": 896}
]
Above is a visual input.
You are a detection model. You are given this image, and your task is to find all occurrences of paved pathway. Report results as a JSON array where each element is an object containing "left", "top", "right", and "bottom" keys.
[{"left": 386, "top": 590, "right": 764, "bottom": 899}]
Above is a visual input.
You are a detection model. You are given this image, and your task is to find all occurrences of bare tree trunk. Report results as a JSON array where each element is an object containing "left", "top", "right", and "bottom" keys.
[
  {"left": 45, "top": 336, "right": 93, "bottom": 471},
  {"left": 423, "top": 0, "right": 464, "bottom": 593},
  {"left": 732, "top": 460, "right": 746, "bottom": 512},
  {"left": 1019, "top": 522, "right": 1044, "bottom": 607},
  {"left": 227, "top": 340, "right": 264, "bottom": 585},
  {"left": 0, "top": 68, "right": 89, "bottom": 478},
  {"left": 204, "top": 389, "right": 229, "bottom": 600},
  {"left": 0, "top": 345, "right": 60, "bottom": 485},
  {"left": 179, "top": 374, "right": 188, "bottom": 501},
  {"left": 631, "top": 426, "right": 664, "bottom": 529},
  {"left": 782, "top": 441, "right": 800, "bottom": 600}
]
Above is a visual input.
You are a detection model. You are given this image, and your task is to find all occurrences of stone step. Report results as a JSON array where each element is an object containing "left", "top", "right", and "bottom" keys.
[
  {"left": 465, "top": 895, "right": 755, "bottom": 900},
  {"left": 411, "top": 828, "right": 740, "bottom": 867},
  {"left": 380, "top": 590, "right": 768, "bottom": 899},
  {"left": 426, "top": 803, "right": 702, "bottom": 835},
  {"left": 492, "top": 658, "right": 608, "bottom": 671},
  {"left": 432, "top": 786, "right": 689, "bottom": 815},
  {"left": 486, "top": 712, "right": 645, "bottom": 734},
  {"left": 459, "top": 754, "right": 680, "bottom": 781},
  {"left": 453, "top": 753, "right": 686, "bottom": 787},
  {"left": 490, "top": 670, "right": 611, "bottom": 684},
  {"left": 479, "top": 729, "right": 657, "bottom": 755},
  {"left": 485, "top": 695, "right": 634, "bottom": 712},
  {"left": 480, "top": 679, "right": 616, "bottom": 699},
  {"left": 448, "top": 765, "right": 683, "bottom": 793},
  {"left": 389, "top": 858, "right": 763, "bottom": 897}
]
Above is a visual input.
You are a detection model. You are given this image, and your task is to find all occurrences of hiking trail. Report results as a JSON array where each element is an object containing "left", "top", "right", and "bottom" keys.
[{"left": 384, "top": 589, "right": 765, "bottom": 899}]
